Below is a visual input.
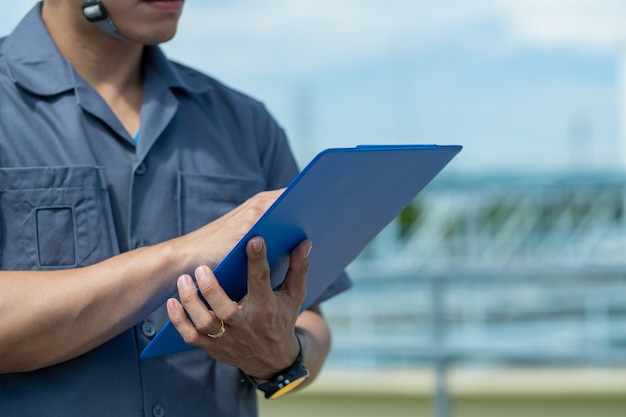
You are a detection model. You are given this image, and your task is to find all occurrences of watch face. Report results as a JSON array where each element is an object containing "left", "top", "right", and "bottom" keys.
[{"left": 267, "top": 373, "right": 309, "bottom": 399}]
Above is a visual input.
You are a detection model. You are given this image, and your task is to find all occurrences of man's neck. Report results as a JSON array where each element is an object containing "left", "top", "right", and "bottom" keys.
[{"left": 41, "top": 1, "right": 143, "bottom": 137}]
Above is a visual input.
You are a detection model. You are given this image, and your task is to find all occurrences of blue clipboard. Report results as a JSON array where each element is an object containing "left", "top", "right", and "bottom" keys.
[{"left": 141, "top": 144, "right": 462, "bottom": 358}]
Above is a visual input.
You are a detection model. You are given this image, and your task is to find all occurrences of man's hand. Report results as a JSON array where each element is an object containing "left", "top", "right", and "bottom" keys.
[
  {"left": 0, "top": 190, "right": 291, "bottom": 373},
  {"left": 173, "top": 190, "right": 284, "bottom": 271},
  {"left": 167, "top": 237, "right": 312, "bottom": 379}
]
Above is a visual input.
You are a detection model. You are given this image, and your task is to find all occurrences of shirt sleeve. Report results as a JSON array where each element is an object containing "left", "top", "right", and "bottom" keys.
[
  {"left": 255, "top": 104, "right": 299, "bottom": 190},
  {"left": 257, "top": 105, "right": 353, "bottom": 305}
]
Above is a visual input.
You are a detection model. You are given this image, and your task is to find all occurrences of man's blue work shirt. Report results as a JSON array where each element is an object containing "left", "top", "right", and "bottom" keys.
[{"left": 0, "top": 5, "right": 351, "bottom": 417}]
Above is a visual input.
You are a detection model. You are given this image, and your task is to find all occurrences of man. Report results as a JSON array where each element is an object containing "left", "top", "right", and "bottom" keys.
[{"left": 0, "top": 1, "right": 350, "bottom": 416}]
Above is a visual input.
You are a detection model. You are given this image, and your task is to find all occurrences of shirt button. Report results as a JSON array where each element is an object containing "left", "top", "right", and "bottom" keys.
[
  {"left": 152, "top": 404, "right": 165, "bottom": 417},
  {"left": 135, "top": 162, "right": 148, "bottom": 175},
  {"left": 141, "top": 321, "right": 157, "bottom": 338}
]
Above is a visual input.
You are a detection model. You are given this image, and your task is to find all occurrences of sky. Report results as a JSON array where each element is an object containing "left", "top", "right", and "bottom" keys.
[{"left": 1, "top": 1, "right": 626, "bottom": 173}]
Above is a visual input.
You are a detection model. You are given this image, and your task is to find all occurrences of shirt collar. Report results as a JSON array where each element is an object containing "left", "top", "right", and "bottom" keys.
[
  {"left": 142, "top": 44, "right": 214, "bottom": 94},
  {"left": 2, "top": 3, "right": 74, "bottom": 96},
  {"left": 2, "top": 2, "right": 212, "bottom": 97}
]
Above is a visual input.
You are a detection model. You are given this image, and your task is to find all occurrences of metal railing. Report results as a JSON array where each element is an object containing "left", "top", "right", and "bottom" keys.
[{"left": 322, "top": 170, "right": 626, "bottom": 416}]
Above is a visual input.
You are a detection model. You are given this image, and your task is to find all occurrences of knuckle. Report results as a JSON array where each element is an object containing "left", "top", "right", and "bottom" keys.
[
  {"left": 179, "top": 290, "right": 196, "bottom": 305},
  {"left": 194, "top": 315, "right": 212, "bottom": 332},
  {"left": 248, "top": 264, "right": 269, "bottom": 279},
  {"left": 198, "top": 279, "right": 219, "bottom": 298},
  {"left": 246, "top": 205, "right": 263, "bottom": 219},
  {"left": 215, "top": 302, "right": 238, "bottom": 323},
  {"left": 237, "top": 220, "right": 254, "bottom": 237},
  {"left": 181, "top": 330, "right": 202, "bottom": 345},
  {"left": 290, "top": 259, "right": 309, "bottom": 277}
]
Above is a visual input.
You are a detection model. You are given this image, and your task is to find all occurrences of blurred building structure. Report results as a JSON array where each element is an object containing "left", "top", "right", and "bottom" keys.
[
  {"left": 323, "top": 170, "right": 626, "bottom": 370},
  {"left": 620, "top": 46, "right": 626, "bottom": 167}
]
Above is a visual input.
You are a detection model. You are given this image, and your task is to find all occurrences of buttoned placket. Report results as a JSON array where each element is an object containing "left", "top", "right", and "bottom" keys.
[{"left": 72, "top": 64, "right": 180, "bottom": 417}]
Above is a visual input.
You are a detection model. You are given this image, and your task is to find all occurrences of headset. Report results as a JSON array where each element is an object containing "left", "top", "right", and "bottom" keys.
[{"left": 81, "top": 0, "right": 126, "bottom": 41}]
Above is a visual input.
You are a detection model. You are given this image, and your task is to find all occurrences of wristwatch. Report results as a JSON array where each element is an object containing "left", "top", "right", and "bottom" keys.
[{"left": 244, "top": 334, "right": 310, "bottom": 399}]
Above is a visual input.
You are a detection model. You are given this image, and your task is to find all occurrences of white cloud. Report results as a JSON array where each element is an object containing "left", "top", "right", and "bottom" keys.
[
  {"left": 3, "top": 1, "right": 625, "bottom": 76},
  {"left": 1, "top": 0, "right": 623, "bottom": 170},
  {"left": 494, "top": 0, "right": 626, "bottom": 51},
  {"left": 167, "top": 0, "right": 433, "bottom": 79},
  {"left": 160, "top": 0, "right": 626, "bottom": 83}
]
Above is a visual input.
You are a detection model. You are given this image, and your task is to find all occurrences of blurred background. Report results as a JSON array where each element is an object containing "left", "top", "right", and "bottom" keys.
[{"left": 2, "top": 1, "right": 626, "bottom": 416}]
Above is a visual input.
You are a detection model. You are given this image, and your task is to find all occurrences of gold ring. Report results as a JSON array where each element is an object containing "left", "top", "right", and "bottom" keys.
[{"left": 206, "top": 319, "right": 226, "bottom": 339}]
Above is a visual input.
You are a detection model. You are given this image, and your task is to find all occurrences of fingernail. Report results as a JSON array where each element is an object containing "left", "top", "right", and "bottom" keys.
[
  {"left": 305, "top": 242, "right": 313, "bottom": 259},
  {"left": 178, "top": 274, "right": 191, "bottom": 288},
  {"left": 196, "top": 266, "right": 207, "bottom": 281},
  {"left": 251, "top": 238, "right": 263, "bottom": 253}
]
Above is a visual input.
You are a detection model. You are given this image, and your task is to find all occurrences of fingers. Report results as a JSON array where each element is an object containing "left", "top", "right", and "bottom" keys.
[
  {"left": 189, "top": 189, "right": 285, "bottom": 269},
  {"left": 192, "top": 266, "right": 238, "bottom": 321},
  {"left": 249, "top": 189, "right": 285, "bottom": 209},
  {"left": 232, "top": 190, "right": 284, "bottom": 231},
  {"left": 173, "top": 266, "right": 237, "bottom": 337},
  {"left": 221, "top": 189, "right": 284, "bottom": 223},
  {"left": 166, "top": 298, "right": 206, "bottom": 345},
  {"left": 169, "top": 234, "right": 311, "bottom": 354},
  {"left": 245, "top": 237, "right": 273, "bottom": 304},
  {"left": 245, "top": 236, "right": 311, "bottom": 310},
  {"left": 280, "top": 239, "right": 311, "bottom": 304}
]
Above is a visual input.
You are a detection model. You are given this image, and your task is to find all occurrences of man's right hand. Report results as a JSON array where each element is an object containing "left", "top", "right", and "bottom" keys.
[{"left": 172, "top": 189, "right": 284, "bottom": 271}]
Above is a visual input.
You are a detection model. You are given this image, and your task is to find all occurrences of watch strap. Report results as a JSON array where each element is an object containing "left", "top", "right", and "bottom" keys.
[{"left": 244, "top": 333, "right": 309, "bottom": 399}]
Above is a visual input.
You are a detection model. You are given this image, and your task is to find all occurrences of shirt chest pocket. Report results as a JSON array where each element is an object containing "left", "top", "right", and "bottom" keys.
[
  {"left": 178, "top": 172, "right": 266, "bottom": 235},
  {"left": 0, "top": 166, "right": 119, "bottom": 270}
]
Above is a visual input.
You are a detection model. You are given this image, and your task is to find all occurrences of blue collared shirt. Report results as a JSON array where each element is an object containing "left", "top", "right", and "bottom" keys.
[{"left": 0, "top": 4, "right": 351, "bottom": 417}]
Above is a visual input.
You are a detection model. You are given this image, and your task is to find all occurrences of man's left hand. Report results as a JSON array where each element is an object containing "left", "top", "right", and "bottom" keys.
[{"left": 167, "top": 236, "right": 312, "bottom": 379}]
